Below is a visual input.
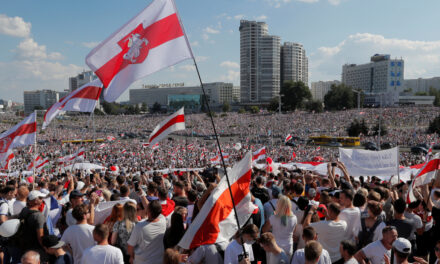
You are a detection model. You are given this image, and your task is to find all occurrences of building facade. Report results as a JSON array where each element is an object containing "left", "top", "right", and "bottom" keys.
[
  {"left": 281, "top": 42, "right": 308, "bottom": 85},
  {"left": 24, "top": 90, "right": 59, "bottom": 114},
  {"left": 404, "top": 77, "right": 440, "bottom": 94},
  {"left": 240, "top": 20, "right": 280, "bottom": 104},
  {"left": 311, "top": 80, "right": 340, "bottom": 101},
  {"left": 129, "top": 82, "right": 234, "bottom": 111},
  {"left": 342, "top": 54, "right": 404, "bottom": 94},
  {"left": 69, "top": 71, "right": 97, "bottom": 92}
]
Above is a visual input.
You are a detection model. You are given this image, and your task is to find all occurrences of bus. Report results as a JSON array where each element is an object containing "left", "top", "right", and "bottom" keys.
[
  {"left": 61, "top": 139, "right": 105, "bottom": 144},
  {"left": 309, "top": 135, "right": 360, "bottom": 147}
]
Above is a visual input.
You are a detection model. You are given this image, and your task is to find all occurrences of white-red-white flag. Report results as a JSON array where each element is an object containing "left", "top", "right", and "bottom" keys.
[
  {"left": 178, "top": 152, "right": 256, "bottom": 249},
  {"left": 151, "top": 143, "right": 160, "bottom": 150},
  {"left": 210, "top": 155, "right": 220, "bottom": 165},
  {"left": 98, "top": 143, "right": 107, "bottom": 149},
  {"left": 285, "top": 134, "right": 292, "bottom": 143},
  {"left": 407, "top": 154, "right": 440, "bottom": 203},
  {"left": 27, "top": 156, "right": 42, "bottom": 171},
  {"left": 149, "top": 107, "right": 185, "bottom": 146},
  {"left": 252, "top": 147, "right": 266, "bottom": 161},
  {"left": 233, "top": 143, "right": 242, "bottom": 151},
  {"left": 1, "top": 151, "right": 14, "bottom": 170},
  {"left": 35, "top": 158, "right": 49, "bottom": 171},
  {"left": 58, "top": 148, "right": 85, "bottom": 164},
  {"left": 290, "top": 151, "right": 297, "bottom": 160},
  {"left": 85, "top": 0, "right": 194, "bottom": 102},
  {"left": 42, "top": 79, "right": 102, "bottom": 129},
  {"left": 0, "top": 112, "right": 36, "bottom": 165},
  {"left": 106, "top": 136, "right": 116, "bottom": 141}
]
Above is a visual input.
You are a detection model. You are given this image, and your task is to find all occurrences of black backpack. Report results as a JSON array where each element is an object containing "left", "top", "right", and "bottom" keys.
[{"left": 357, "top": 217, "right": 382, "bottom": 250}]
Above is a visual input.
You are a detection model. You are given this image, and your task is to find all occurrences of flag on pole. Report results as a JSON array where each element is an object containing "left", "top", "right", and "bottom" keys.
[
  {"left": 98, "top": 143, "right": 107, "bottom": 149},
  {"left": 178, "top": 152, "right": 256, "bottom": 249},
  {"left": 42, "top": 79, "right": 102, "bottom": 129},
  {"left": 35, "top": 158, "right": 50, "bottom": 171},
  {"left": 85, "top": 0, "right": 194, "bottom": 102},
  {"left": 210, "top": 155, "right": 220, "bottom": 165},
  {"left": 0, "top": 112, "right": 36, "bottom": 166},
  {"left": 151, "top": 143, "right": 160, "bottom": 150},
  {"left": 233, "top": 143, "right": 242, "bottom": 151},
  {"left": 149, "top": 107, "right": 185, "bottom": 146},
  {"left": 252, "top": 147, "right": 266, "bottom": 161},
  {"left": 285, "top": 134, "right": 292, "bottom": 143},
  {"left": 407, "top": 154, "right": 440, "bottom": 203},
  {"left": 58, "top": 148, "right": 85, "bottom": 164}
]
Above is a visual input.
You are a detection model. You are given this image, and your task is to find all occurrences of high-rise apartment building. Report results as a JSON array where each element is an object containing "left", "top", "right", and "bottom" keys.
[
  {"left": 240, "top": 20, "right": 280, "bottom": 104},
  {"left": 404, "top": 77, "right": 440, "bottom": 94},
  {"left": 69, "top": 70, "right": 97, "bottom": 92},
  {"left": 23, "top": 90, "right": 59, "bottom": 114},
  {"left": 281, "top": 42, "right": 308, "bottom": 85}
]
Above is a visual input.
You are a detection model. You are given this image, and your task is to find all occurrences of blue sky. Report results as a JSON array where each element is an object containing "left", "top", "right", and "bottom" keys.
[{"left": 1, "top": 0, "right": 440, "bottom": 102}]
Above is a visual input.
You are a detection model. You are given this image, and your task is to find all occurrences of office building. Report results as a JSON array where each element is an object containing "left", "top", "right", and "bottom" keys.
[
  {"left": 240, "top": 20, "right": 280, "bottom": 104},
  {"left": 129, "top": 82, "right": 234, "bottom": 111},
  {"left": 281, "top": 42, "right": 308, "bottom": 85},
  {"left": 23, "top": 90, "right": 59, "bottom": 114},
  {"left": 404, "top": 77, "right": 440, "bottom": 94},
  {"left": 69, "top": 70, "right": 97, "bottom": 92},
  {"left": 311, "top": 80, "right": 340, "bottom": 101},
  {"left": 232, "top": 86, "right": 241, "bottom": 103}
]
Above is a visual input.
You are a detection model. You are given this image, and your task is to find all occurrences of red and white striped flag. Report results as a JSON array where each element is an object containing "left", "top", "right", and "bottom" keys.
[
  {"left": 98, "top": 143, "right": 107, "bottom": 149},
  {"left": 187, "top": 144, "right": 194, "bottom": 150},
  {"left": 107, "top": 136, "right": 116, "bottom": 141},
  {"left": 407, "top": 154, "right": 440, "bottom": 203},
  {"left": 178, "top": 152, "right": 256, "bottom": 249},
  {"left": 0, "top": 112, "right": 36, "bottom": 165},
  {"left": 149, "top": 107, "right": 185, "bottom": 146},
  {"left": 200, "top": 152, "right": 205, "bottom": 161},
  {"left": 35, "top": 158, "right": 50, "bottom": 171},
  {"left": 142, "top": 143, "right": 149, "bottom": 147},
  {"left": 85, "top": 0, "right": 194, "bottom": 102},
  {"left": 1, "top": 151, "right": 14, "bottom": 170},
  {"left": 252, "top": 147, "right": 266, "bottom": 161},
  {"left": 425, "top": 142, "right": 435, "bottom": 161},
  {"left": 285, "top": 134, "right": 292, "bottom": 143},
  {"left": 28, "top": 146, "right": 33, "bottom": 154},
  {"left": 290, "top": 151, "right": 297, "bottom": 160},
  {"left": 151, "top": 143, "right": 160, "bottom": 150},
  {"left": 121, "top": 149, "right": 127, "bottom": 154},
  {"left": 27, "top": 156, "right": 42, "bottom": 171},
  {"left": 58, "top": 148, "right": 85, "bottom": 164},
  {"left": 210, "top": 155, "right": 220, "bottom": 164},
  {"left": 42, "top": 79, "right": 102, "bottom": 129}
]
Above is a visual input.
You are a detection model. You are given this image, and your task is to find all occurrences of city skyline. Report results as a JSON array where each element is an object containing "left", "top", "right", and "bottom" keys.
[{"left": 1, "top": 0, "right": 440, "bottom": 102}]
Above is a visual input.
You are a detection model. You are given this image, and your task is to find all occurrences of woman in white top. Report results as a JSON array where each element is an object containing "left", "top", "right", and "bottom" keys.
[{"left": 263, "top": 195, "right": 297, "bottom": 257}]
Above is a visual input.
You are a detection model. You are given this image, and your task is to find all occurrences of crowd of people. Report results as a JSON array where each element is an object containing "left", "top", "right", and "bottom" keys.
[{"left": 0, "top": 106, "right": 439, "bottom": 264}]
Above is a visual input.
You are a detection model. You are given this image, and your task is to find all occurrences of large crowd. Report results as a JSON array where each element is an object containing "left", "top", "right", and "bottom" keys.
[{"left": 0, "top": 106, "right": 439, "bottom": 264}]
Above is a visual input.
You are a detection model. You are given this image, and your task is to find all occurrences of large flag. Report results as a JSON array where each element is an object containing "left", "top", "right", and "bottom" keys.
[
  {"left": 0, "top": 112, "right": 36, "bottom": 165},
  {"left": 285, "top": 134, "right": 292, "bottom": 143},
  {"left": 85, "top": 0, "right": 194, "bottom": 102},
  {"left": 407, "top": 154, "right": 440, "bottom": 203},
  {"left": 27, "top": 156, "right": 42, "bottom": 171},
  {"left": 58, "top": 148, "right": 85, "bottom": 164},
  {"left": 252, "top": 147, "right": 266, "bottom": 161},
  {"left": 178, "top": 152, "right": 256, "bottom": 249},
  {"left": 149, "top": 107, "right": 185, "bottom": 146},
  {"left": 1, "top": 151, "right": 14, "bottom": 170},
  {"left": 42, "top": 79, "right": 102, "bottom": 130}
]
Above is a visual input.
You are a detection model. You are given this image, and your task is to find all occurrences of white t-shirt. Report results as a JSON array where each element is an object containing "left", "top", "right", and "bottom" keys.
[
  {"left": 339, "top": 207, "right": 361, "bottom": 241},
  {"left": 0, "top": 198, "right": 10, "bottom": 216},
  {"left": 61, "top": 224, "right": 96, "bottom": 264},
  {"left": 353, "top": 220, "right": 386, "bottom": 242},
  {"left": 81, "top": 244, "right": 124, "bottom": 264},
  {"left": 127, "top": 215, "right": 167, "bottom": 264},
  {"left": 345, "top": 257, "right": 359, "bottom": 264},
  {"left": 269, "top": 214, "right": 297, "bottom": 256},
  {"left": 404, "top": 211, "right": 423, "bottom": 241},
  {"left": 362, "top": 240, "right": 391, "bottom": 264},
  {"left": 224, "top": 240, "right": 254, "bottom": 264},
  {"left": 291, "top": 248, "right": 332, "bottom": 264},
  {"left": 310, "top": 220, "right": 347, "bottom": 262},
  {"left": 12, "top": 200, "right": 26, "bottom": 216},
  {"left": 66, "top": 208, "right": 77, "bottom": 226},
  {"left": 187, "top": 244, "right": 223, "bottom": 264}
]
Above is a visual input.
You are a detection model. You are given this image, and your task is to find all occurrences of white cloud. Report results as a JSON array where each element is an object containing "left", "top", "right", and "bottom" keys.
[
  {"left": 265, "top": 0, "right": 345, "bottom": 7},
  {"left": 191, "top": 41, "right": 199, "bottom": 47},
  {"left": 81, "top": 42, "right": 99, "bottom": 48},
  {"left": 202, "top": 33, "right": 209, "bottom": 41},
  {"left": 310, "top": 33, "right": 440, "bottom": 82},
  {"left": 254, "top": 15, "right": 268, "bottom": 20},
  {"left": 15, "top": 38, "right": 64, "bottom": 60},
  {"left": 196, "top": 56, "right": 208, "bottom": 62},
  {"left": 220, "top": 61, "right": 239, "bottom": 69},
  {"left": 0, "top": 14, "right": 31, "bottom": 38},
  {"left": 179, "top": 64, "right": 196, "bottom": 72},
  {"left": 234, "top": 14, "right": 245, "bottom": 20},
  {"left": 220, "top": 70, "right": 240, "bottom": 82},
  {"left": 204, "top": 26, "right": 220, "bottom": 34}
]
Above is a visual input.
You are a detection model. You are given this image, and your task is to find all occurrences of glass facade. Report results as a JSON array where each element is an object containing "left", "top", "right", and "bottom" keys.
[{"left": 167, "top": 94, "right": 201, "bottom": 110}]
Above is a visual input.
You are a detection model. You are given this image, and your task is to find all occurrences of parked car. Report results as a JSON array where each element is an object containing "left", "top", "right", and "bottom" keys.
[
  {"left": 364, "top": 141, "right": 378, "bottom": 151},
  {"left": 380, "top": 142, "right": 394, "bottom": 150}
]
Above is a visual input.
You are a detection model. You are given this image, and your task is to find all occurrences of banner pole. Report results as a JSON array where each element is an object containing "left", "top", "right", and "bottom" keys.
[
  {"left": 397, "top": 146, "right": 400, "bottom": 183},
  {"left": 33, "top": 110, "right": 37, "bottom": 184},
  {"left": 192, "top": 58, "right": 247, "bottom": 254}
]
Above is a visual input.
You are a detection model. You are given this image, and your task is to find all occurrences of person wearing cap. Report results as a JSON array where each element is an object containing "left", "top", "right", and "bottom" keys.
[
  {"left": 264, "top": 185, "right": 281, "bottom": 222},
  {"left": 15, "top": 190, "right": 48, "bottom": 261},
  {"left": 65, "top": 190, "right": 85, "bottom": 226},
  {"left": 354, "top": 226, "right": 398, "bottom": 264},
  {"left": 42, "top": 234, "right": 73, "bottom": 264},
  {"left": 384, "top": 238, "right": 412, "bottom": 264}
]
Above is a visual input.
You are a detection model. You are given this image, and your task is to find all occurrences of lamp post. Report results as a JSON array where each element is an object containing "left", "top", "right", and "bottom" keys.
[{"left": 352, "top": 89, "right": 361, "bottom": 111}]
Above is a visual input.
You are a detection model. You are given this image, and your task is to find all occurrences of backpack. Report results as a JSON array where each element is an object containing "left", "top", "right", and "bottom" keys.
[{"left": 357, "top": 217, "right": 382, "bottom": 250}]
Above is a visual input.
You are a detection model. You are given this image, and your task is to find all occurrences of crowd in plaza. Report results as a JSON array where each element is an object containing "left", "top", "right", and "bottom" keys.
[{"left": 0, "top": 106, "right": 440, "bottom": 264}]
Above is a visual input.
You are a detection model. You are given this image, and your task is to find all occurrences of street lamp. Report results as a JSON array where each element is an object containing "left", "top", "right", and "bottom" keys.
[{"left": 352, "top": 89, "right": 361, "bottom": 111}]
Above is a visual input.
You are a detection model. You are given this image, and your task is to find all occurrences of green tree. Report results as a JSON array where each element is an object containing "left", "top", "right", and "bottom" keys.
[
  {"left": 372, "top": 121, "right": 388, "bottom": 136},
  {"left": 151, "top": 102, "right": 161, "bottom": 113},
  {"left": 134, "top": 104, "right": 140, "bottom": 114},
  {"left": 238, "top": 108, "right": 246, "bottom": 114},
  {"left": 429, "top": 87, "right": 440, "bottom": 107},
  {"left": 222, "top": 101, "right": 231, "bottom": 112},
  {"left": 102, "top": 101, "right": 119, "bottom": 115},
  {"left": 304, "top": 99, "right": 323, "bottom": 113},
  {"left": 414, "top": 91, "right": 428, "bottom": 96},
  {"left": 324, "top": 84, "right": 356, "bottom": 110},
  {"left": 249, "top": 106, "right": 260, "bottom": 114},
  {"left": 428, "top": 114, "right": 440, "bottom": 135},
  {"left": 347, "top": 119, "right": 369, "bottom": 137},
  {"left": 141, "top": 103, "right": 148, "bottom": 112},
  {"left": 33, "top": 106, "right": 43, "bottom": 110},
  {"left": 281, "top": 81, "right": 312, "bottom": 111},
  {"left": 267, "top": 97, "right": 279, "bottom": 112},
  {"left": 94, "top": 108, "right": 104, "bottom": 116}
]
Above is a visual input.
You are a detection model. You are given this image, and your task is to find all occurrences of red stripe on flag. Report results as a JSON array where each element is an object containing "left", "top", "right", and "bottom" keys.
[
  {"left": 149, "top": 114, "right": 184, "bottom": 143},
  {"left": 96, "top": 14, "right": 184, "bottom": 87},
  {"left": 60, "top": 86, "right": 102, "bottom": 108},
  {"left": 11, "top": 123, "right": 36, "bottom": 138},
  {"left": 189, "top": 169, "right": 252, "bottom": 249}
]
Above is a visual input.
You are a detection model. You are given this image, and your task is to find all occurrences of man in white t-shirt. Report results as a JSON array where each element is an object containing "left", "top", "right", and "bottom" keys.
[
  {"left": 82, "top": 224, "right": 124, "bottom": 264},
  {"left": 339, "top": 189, "right": 361, "bottom": 242},
  {"left": 354, "top": 226, "right": 398, "bottom": 264},
  {"left": 291, "top": 226, "right": 332, "bottom": 264},
  {"left": 127, "top": 200, "right": 167, "bottom": 264},
  {"left": 305, "top": 203, "right": 347, "bottom": 263},
  {"left": 12, "top": 185, "right": 28, "bottom": 216},
  {"left": 61, "top": 204, "right": 96, "bottom": 264}
]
